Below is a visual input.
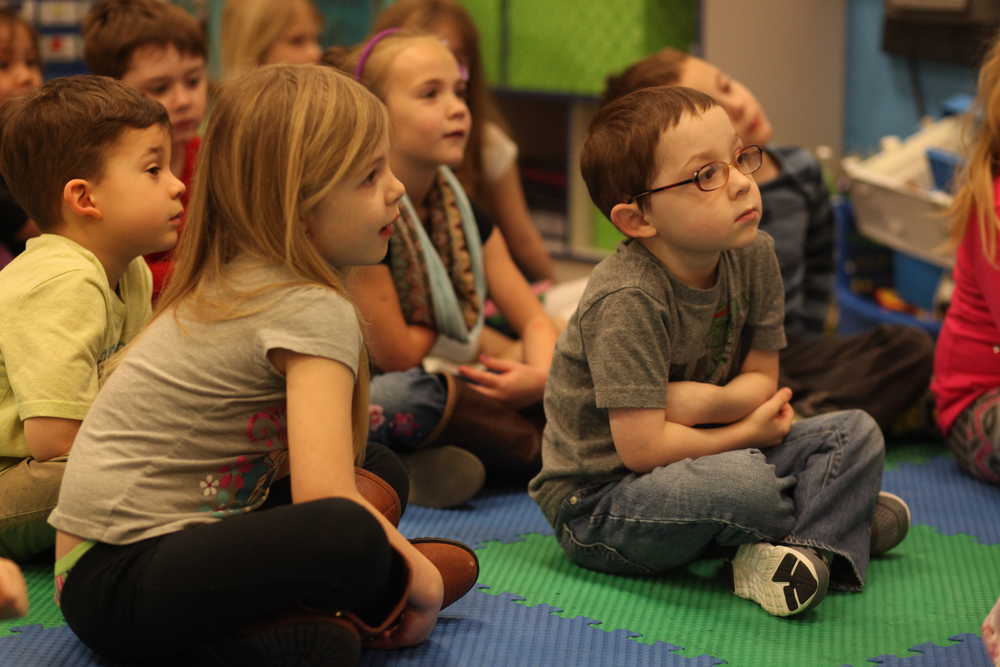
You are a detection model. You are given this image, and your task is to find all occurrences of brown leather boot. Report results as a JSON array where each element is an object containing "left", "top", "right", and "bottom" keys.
[
  {"left": 421, "top": 373, "right": 543, "bottom": 481},
  {"left": 354, "top": 467, "right": 402, "bottom": 527},
  {"left": 337, "top": 537, "right": 478, "bottom": 645},
  {"left": 410, "top": 537, "right": 479, "bottom": 609}
]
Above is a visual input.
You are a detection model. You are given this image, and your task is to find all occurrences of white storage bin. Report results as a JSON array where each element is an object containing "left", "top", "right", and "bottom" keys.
[{"left": 842, "top": 116, "right": 963, "bottom": 268}]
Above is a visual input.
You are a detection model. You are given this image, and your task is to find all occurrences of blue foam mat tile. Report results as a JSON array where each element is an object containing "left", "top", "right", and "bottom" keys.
[
  {"left": 398, "top": 488, "right": 552, "bottom": 548},
  {"left": 0, "top": 624, "right": 108, "bottom": 666},
  {"left": 866, "top": 633, "right": 991, "bottom": 666},
  {"left": 361, "top": 589, "right": 724, "bottom": 666},
  {"left": 882, "top": 455, "right": 1000, "bottom": 545}
]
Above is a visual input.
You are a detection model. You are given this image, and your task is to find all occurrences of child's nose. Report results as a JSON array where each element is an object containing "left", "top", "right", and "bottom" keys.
[
  {"left": 448, "top": 95, "right": 469, "bottom": 119},
  {"left": 171, "top": 172, "right": 187, "bottom": 198},
  {"left": 728, "top": 163, "right": 753, "bottom": 196},
  {"left": 170, "top": 85, "right": 192, "bottom": 111},
  {"left": 386, "top": 171, "right": 405, "bottom": 204},
  {"left": 13, "top": 64, "right": 37, "bottom": 88}
]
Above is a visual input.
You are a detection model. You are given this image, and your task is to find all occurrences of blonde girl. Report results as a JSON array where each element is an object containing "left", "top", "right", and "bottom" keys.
[
  {"left": 322, "top": 31, "right": 559, "bottom": 505},
  {"left": 48, "top": 65, "right": 476, "bottom": 665},
  {"left": 221, "top": 0, "right": 322, "bottom": 78},
  {"left": 932, "top": 32, "right": 1000, "bottom": 485},
  {"left": 372, "top": 0, "right": 555, "bottom": 282}
]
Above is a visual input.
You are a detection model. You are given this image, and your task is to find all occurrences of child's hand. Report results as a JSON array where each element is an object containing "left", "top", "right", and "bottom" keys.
[
  {"left": 743, "top": 387, "right": 794, "bottom": 448},
  {"left": 367, "top": 546, "right": 443, "bottom": 650},
  {"left": 457, "top": 355, "right": 546, "bottom": 409},
  {"left": 0, "top": 559, "right": 27, "bottom": 620},
  {"left": 983, "top": 596, "right": 1000, "bottom": 666}
]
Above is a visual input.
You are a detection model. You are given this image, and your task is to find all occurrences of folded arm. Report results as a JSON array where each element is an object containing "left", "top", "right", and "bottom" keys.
[
  {"left": 663, "top": 349, "right": 779, "bottom": 426},
  {"left": 611, "top": 385, "right": 794, "bottom": 473}
]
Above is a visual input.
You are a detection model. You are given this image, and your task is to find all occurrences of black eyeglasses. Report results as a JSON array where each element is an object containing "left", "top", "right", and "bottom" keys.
[{"left": 627, "top": 144, "right": 764, "bottom": 203}]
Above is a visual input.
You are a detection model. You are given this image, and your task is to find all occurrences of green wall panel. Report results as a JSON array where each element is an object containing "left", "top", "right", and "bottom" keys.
[{"left": 461, "top": 0, "right": 697, "bottom": 96}]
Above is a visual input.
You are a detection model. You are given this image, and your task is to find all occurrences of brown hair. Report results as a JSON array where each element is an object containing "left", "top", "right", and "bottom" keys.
[
  {"left": 0, "top": 9, "right": 41, "bottom": 67},
  {"left": 371, "top": 0, "right": 505, "bottom": 203},
  {"left": 0, "top": 74, "right": 168, "bottom": 231},
  {"left": 83, "top": 0, "right": 206, "bottom": 79},
  {"left": 600, "top": 47, "right": 690, "bottom": 108},
  {"left": 582, "top": 85, "right": 718, "bottom": 220},
  {"left": 949, "top": 31, "right": 1000, "bottom": 265}
]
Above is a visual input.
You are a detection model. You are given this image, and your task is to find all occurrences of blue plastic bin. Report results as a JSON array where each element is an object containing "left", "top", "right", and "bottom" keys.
[{"left": 926, "top": 147, "right": 962, "bottom": 193}]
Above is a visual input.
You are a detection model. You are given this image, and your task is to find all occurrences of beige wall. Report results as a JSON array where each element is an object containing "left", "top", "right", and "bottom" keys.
[{"left": 702, "top": 0, "right": 845, "bottom": 156}]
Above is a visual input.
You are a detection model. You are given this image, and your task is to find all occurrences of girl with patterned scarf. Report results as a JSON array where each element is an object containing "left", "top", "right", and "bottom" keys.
[{"left": 322, "top": 31, "right": 560, "bottom": 508}]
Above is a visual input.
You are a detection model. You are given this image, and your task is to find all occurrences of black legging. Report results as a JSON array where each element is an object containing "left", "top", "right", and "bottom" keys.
[{"left": 59, "top": 443, "right": 409, "bottom": 664}]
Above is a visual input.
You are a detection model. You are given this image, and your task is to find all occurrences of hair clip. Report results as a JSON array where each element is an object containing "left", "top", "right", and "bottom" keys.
[
  {"left": 354, "top": 28, "right": 401, "bottom": 81},
  {"left": 459, "top": 64, "right": 469, "bottom": 82}
]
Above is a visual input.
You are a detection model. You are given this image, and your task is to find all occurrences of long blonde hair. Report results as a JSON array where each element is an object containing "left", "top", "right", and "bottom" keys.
[
  {"left": 160, "top": 64, "right": 386, "bottom": 461},
  {"left": 221, "top": 0, "right": 320, "bottom": 79},
  {"left": 949, "top": 32, "right": 1000, "bottom": 265}
]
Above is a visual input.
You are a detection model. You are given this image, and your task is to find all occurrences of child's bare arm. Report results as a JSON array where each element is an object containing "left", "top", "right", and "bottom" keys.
[
  {"left": 23, "top": 417, "right": 80, "bottom": 461},
  {"left": 611, "top": 387, "right": 794, "bottom": 473},
  {"left": 482, "top": 229, "right": 558, "bottom": 372},
  {"left": 0, "top": 559, "right": 27, "bottom": 620},
  {"left": 664, "top": 350, "right": 779, "bottom": 426},
  {"left": 276, "top": 349, "right": 443, "bottom": 648},
  {"left": 346, "top": 265, "right": 437, "bottom": 371}
]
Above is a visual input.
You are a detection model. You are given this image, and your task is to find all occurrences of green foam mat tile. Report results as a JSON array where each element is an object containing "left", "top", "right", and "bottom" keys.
[
  {"left": 884, "top": 439, "right": 946, "bottom": 471},
  {"left": 475, "top": 526, "right": 999, "bottom": 667},
  {"left": 0, "top": 564, "right": 66, "bottom": 637}
]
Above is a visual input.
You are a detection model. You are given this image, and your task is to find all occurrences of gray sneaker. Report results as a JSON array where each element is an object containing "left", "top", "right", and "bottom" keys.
[
  {"left": 871, "top": 491, "right": 911, "bottom": 556},
  {"left": 400, "top": 446, "right": 486, "bottom": 509},
  {"left": 731, "top": 543, "right": 830, "bottom": 616}
]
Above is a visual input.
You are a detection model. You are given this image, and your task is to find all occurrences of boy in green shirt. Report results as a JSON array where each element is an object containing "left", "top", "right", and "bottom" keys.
[{"left": 0, "top": 75, "right": 184, "bottom": 560}]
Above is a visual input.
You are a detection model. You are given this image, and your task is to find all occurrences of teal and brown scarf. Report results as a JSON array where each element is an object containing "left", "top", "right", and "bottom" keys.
[{"left": 388, "top": 167, "right": 486, "bottom": 344}]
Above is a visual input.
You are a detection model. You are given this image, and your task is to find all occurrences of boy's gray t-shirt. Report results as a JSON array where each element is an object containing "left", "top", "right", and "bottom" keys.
[
  {"left": 49, "top": 263, "right": 363, "bottom": 545},
  {"left": 529, "top": 231, "right": 786, "bottom": 523}
]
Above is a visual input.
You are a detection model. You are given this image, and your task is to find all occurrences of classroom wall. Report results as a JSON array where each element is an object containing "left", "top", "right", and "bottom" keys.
[
  {"left": 843, "top": 0, "right": 978, "bottom": 154},
  {"left": 702, "top": 0, "right": 845, "bottom": 157}
]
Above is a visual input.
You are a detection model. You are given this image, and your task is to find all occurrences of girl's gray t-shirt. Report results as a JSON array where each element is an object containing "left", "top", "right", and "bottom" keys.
[
  {"left": 49, "top": 264, "right": 363, "bottom": 545},
  {"left": 529, "top": 232, "right": 786, "bottom": 522}
]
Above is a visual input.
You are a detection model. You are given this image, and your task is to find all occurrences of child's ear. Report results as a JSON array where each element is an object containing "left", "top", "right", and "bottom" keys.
[
  {"left": 63, "top": 179, "right": 101, "bottom": 220},
  {"left": 610, "top": 202, "right": 656, "bottom": 239}
]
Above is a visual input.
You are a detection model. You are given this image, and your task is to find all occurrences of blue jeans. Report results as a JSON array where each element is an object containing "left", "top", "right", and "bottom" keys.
[
  {"left": 369, "top": 369, "right": 448, "bottom": 451},
  {"left": 554, "top": 410, "right": 884, "bottom": 591}
]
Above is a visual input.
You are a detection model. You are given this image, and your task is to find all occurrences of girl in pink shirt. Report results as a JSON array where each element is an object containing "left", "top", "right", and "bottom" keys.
[{"left": 931, "top": 32, "right": 1000, "bottom": 486}]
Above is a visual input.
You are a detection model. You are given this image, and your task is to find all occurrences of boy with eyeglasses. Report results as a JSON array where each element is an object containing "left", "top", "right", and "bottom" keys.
[
  {"left": 600, "top": 48, "right": 935, "bottom": 441},
  {"left": 529, "top": 86, "right": 907, "bottom": 617}
]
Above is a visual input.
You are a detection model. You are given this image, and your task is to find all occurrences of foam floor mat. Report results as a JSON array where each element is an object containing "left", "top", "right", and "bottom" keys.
[{"left": 0, "top": 441, "right": 995, "bottom": 666}]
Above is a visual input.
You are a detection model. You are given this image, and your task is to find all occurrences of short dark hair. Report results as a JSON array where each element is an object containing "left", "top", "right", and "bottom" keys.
[
  {"left": 600, "top": 47, "right": 689, "bottom": 108},
  {"left": 0, "top": 75, "right": 169, "bottom": 231},
  {"left": 83, "top": 0, "right": 206, "bottom": 79},
  {"left": 581, "top": 85, "right": 718, "bottom": 220}
]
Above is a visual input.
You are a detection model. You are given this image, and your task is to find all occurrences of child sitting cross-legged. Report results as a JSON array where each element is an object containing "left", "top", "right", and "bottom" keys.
[
  {"left": 528, "top": 85, "right": 910, "bottom": 617},
  {"left": 0, "top": 75, "right": 182, "bottom": 561},
  {"left": 49, "top": 65, "right": 477, "bottom": 666}
]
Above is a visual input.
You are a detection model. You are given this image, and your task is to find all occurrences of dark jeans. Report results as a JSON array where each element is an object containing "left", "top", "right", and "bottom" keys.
[
  {"left": 59, "top": 443, "right": 409, "bottom": 664},
  {"left": 555, "top": 410, "right": 884, "bottom": 591}
]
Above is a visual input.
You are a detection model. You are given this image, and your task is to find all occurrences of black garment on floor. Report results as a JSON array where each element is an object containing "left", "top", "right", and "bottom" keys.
[{"left": 780, "top": 324, "right": 934, "bottom": 433}]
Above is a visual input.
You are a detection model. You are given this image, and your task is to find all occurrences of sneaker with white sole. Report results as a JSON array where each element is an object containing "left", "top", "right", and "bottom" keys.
[
  {"left": 871, "top": 491, "right": 911, "bottom": 556},
  {"left": 731, "top": 543, "right": 830, "bottom": 616}
]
